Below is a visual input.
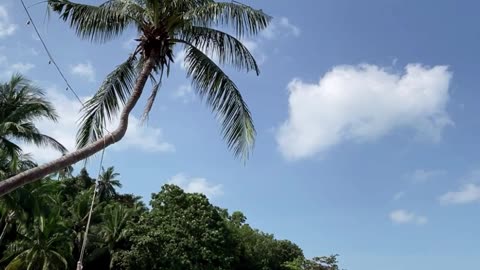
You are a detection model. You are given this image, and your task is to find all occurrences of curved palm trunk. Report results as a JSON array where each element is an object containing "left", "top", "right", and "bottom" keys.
[{"left": 0, "top": 56, "right": 156, "bottom": 197}]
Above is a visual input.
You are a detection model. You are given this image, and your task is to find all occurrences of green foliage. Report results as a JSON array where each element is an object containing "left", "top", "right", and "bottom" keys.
[
  {"left": 0, "top": 165, "right": 343, "bottom": 270},
  {"left": 0, "top": 74, "right": 66, "bottom": 162},
  {"left": 284, "top": 255, "right": 343, "bottom": 270}
]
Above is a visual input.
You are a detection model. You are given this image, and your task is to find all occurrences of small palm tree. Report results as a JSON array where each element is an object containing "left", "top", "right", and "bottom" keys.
[
  {"left": 98, "top": 203, "right": 132, "bottom": 252},
  {"left": 1, "top": 214, "right": 72, "bottom": 270},
  {"left": 0, "top": 0, "right": 270, "bottom": 196},
  {"left": 0, "top": 151, "right": 36, "bottom": 180},
  {"left": 97, "top": 166, "right": 122, "bottom": 201},
  {"left": 0, "top": 74, "right": 67, "bottom": 160},
  {"left": 0, "top": 180, "right": 57, "bottom": 245}
]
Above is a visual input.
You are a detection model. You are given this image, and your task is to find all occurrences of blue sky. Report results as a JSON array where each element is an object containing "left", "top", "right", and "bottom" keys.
[{"left": 1, "top": 0, "right": 480, "bottom": 269}]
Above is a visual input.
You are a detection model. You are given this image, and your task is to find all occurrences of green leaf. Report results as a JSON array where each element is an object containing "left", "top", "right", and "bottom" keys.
[
  {"left": 186, "top": 2, "right": 271, "bottom": 38},
  {"left": 183, "top": 44, "right": 255, "bottom": 160},
  {"left": 177, "top": 26, "right": 260, "bottom": 74},
  {"left": 76, "top": 56, "right": 137, "bottom": 149},
  {"left": 48, "top": 0, "right": 137, "bottom": 43}
]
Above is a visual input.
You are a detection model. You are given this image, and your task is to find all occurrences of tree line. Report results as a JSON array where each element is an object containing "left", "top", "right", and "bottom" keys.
[{"left": 0, "top": 167, "right": 341, "bottom": 270}]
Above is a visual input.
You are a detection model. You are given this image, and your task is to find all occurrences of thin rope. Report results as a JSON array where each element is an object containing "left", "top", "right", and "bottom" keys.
[{"left": 77, "top": 137, "right": 107, "bottom": 270}]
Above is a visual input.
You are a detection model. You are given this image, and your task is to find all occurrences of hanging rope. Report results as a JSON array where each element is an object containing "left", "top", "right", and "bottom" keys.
[
  {"left": 20, "top": 2, "right": 113, "bottom": 269},
  {"left": 76, "top": 137, "right": 107, "bottom": 270}
]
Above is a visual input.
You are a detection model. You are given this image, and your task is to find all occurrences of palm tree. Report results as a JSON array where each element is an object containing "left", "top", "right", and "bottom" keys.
[
  {"left": 0, "top": 151, "right": 36, "bottom": 180},
  {"left": 0, "top": 74, "right": 67, "bottom": 161},
  {"left": 98, "top": 203, "right": 132, "bottom": 251},
  {"left": 97, "top": 166, "right": 122, "bottom": 201},
  {"left": 0, "top": 0, "right": 270, "bottom": 196},
  {"left": 0, "top": 180, "right": 57, "bottom": 246},
  {"left": 1, "top": 214, "right": 72, "bottom": 270}
]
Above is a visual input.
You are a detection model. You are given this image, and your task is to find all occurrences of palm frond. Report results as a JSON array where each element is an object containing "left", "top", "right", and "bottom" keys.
[
  {"left": 186, "top": 2, "right": 271, "bottom": 37},
  {"left": 76, "top": 56, "right": 137, "bottom": 149},
  {"left": 141, "top": 77, "right": 161, "bottom": 123},
  {"left": 183, "top": 44, "right": 255, "bottom": 160},
  {"left": 48, "top": 0, "right": 136, "bottom": 43},
  {"left": 177, "top": 26, "right": 259, "bottom": 74},
  {"left": 4, "top": 123, "right": 67, "bottom": 154}
]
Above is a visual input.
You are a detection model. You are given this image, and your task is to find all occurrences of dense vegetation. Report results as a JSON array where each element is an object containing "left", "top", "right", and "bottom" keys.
[{"left": 0, "top": 167, "right": 341, "bottom": 270}]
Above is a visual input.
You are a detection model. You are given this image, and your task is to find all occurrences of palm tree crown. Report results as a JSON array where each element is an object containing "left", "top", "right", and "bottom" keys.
[
  {"left": 97, "top": 166, "right": 122, "bottom": 201},
  {"left": 49, "top": 0, "right": 270, "bottom": 160},
  {"left": 0, "top": 74, "right": 67, "bottom": 161}
]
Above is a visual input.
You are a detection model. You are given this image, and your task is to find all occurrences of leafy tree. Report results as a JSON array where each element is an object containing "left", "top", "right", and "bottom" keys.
[
  {"left": 0, "top": 74, "right": 67, "bottom": 161},
  {"left": 97, "top": 167, "right": 122, "bottom": 201},
  {"left": 0, "top": 0, "right": 271, "bottom": 196},
  {"left": 113, "top": 185, "right": 236, "bottom": 270},
  {"left": 284, "top": 255, "right": 343, "bottom": 270},
  {"left": 2, "top": 213, "right": 72, "bottom": 270}
]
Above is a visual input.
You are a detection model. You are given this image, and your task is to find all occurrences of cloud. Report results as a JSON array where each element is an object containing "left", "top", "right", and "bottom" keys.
[
  {"left": 389, "top": 209, "right": 428, "bottom": 225},
  {"left": 172, "top": 84, "right": 194, "bottom": 103},
  {"left": 0, "top": 54, "right": 35, "bottom": 78},
  {"left": 168, "top": 173, "right": 223, "bottom": 198},
  {"left": 70, "top": 62, "right": 95, "bottom": 82},
  {"left": 277, "top": 64, "right": 453, "bottom": 160},
  {"left": 0, "top": 5, "right": 17, "bottom": 38},
  {"left": 439, "top": 184, "right": 480, "bottom": 205},
  {"left": 10, "top": 63, "right": 35, "bottom": 73},
  {"left": 20, "top": 87, "right": 174, "bottom": 163},
  {"left": 411, "top": 169, "right": 446, "bottom": 183},
  {"left": 261, "top": 16, "right": 300, "bottom": 39}
]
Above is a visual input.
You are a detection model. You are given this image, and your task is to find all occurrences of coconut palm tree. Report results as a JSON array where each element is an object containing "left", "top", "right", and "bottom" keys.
[
  {"left": 0, "top": 74, "right": 67, "bottom": 161},
  {"left": 98, "top": 203, "right": 132, "bottom": 251},
  {"left": 97, "top": 166, "right": 122, "bottom": 201},
  {"left": 0, "top": 180, "right": 57, "bottom": 246},
  {"left": 0, "top": 0, "right": 270, "bottom": 196},
  {"left": 1, "top": 214, "right": 72, "bottom": 270}
]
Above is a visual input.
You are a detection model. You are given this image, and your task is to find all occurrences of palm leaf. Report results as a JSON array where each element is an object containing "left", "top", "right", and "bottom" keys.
[
  {"left": 178, "top": 26, "right": 259, "bottom": 74},
  {"left": 48, "top": 0, "right": 135, "bottom": 43},
  {"left": 76, "top": 56, "right": 137, "bottom": 148},
  {"left": 5, "top": 123, "right": 67, "bottom": 154},
  {"left": 141, "top": 77, "right": 161, "bottom": 123},
  {"left": 183, "top": 44, "right": 255, "bottom": 160},
  {"left": 186, "top": 2, "right": 271, "bottom": 37}
]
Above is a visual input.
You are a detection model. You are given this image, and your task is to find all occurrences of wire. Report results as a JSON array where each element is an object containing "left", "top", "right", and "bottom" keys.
[
  {"left": 21, "top": 2, "right": 113, "bottom": 269},
  {"left": 20, "top": 0, "right": 84, "bottom": 106},
  {"left": 77, "top": 140, "right": 107, "bottom": 270}
]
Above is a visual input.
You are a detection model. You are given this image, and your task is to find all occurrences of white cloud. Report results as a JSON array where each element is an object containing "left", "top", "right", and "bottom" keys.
[
  {"left": 389, "top": 209, "right": 428, "bottom": 225},
  {"left": 279, "top": 17, "right": 301, "bottom": 37},
  {"left": 70, "top": 62, "right": 96, "bottom": 82},
  {"left": 108, "top": 116, "right": 175, "bottom": 153},
  {"left": 172, "top": 84, "right": 194, "bottom": 103},
  {"left": 0, "top": 6, "right": 17, "bottom": 38},
  {"left": 261, "top": 16, "right": 300, "bottom": 39},
  {"left": 168, "top": 173, "right": 223, "bottom": 198},
  {"left": 411, "top": 169, "right": 446, "bottom": 183},
  {"left": 277, "top": 64, "right": 453, "bottom": 160},
  {"left": 393, "top": 191, "right": 405, "bottom": 201},
  {"left": 10, "top": 62, "right": 35, "bottom": 73},
  {"left": 0, "top": 55, "right": 35, "bottom": 78},
  {"left": 21, "top": 87, "right": 174, "bottom": 163},
  {"left": 439, "top": 184, "right": 480, "bottom": 205}
]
